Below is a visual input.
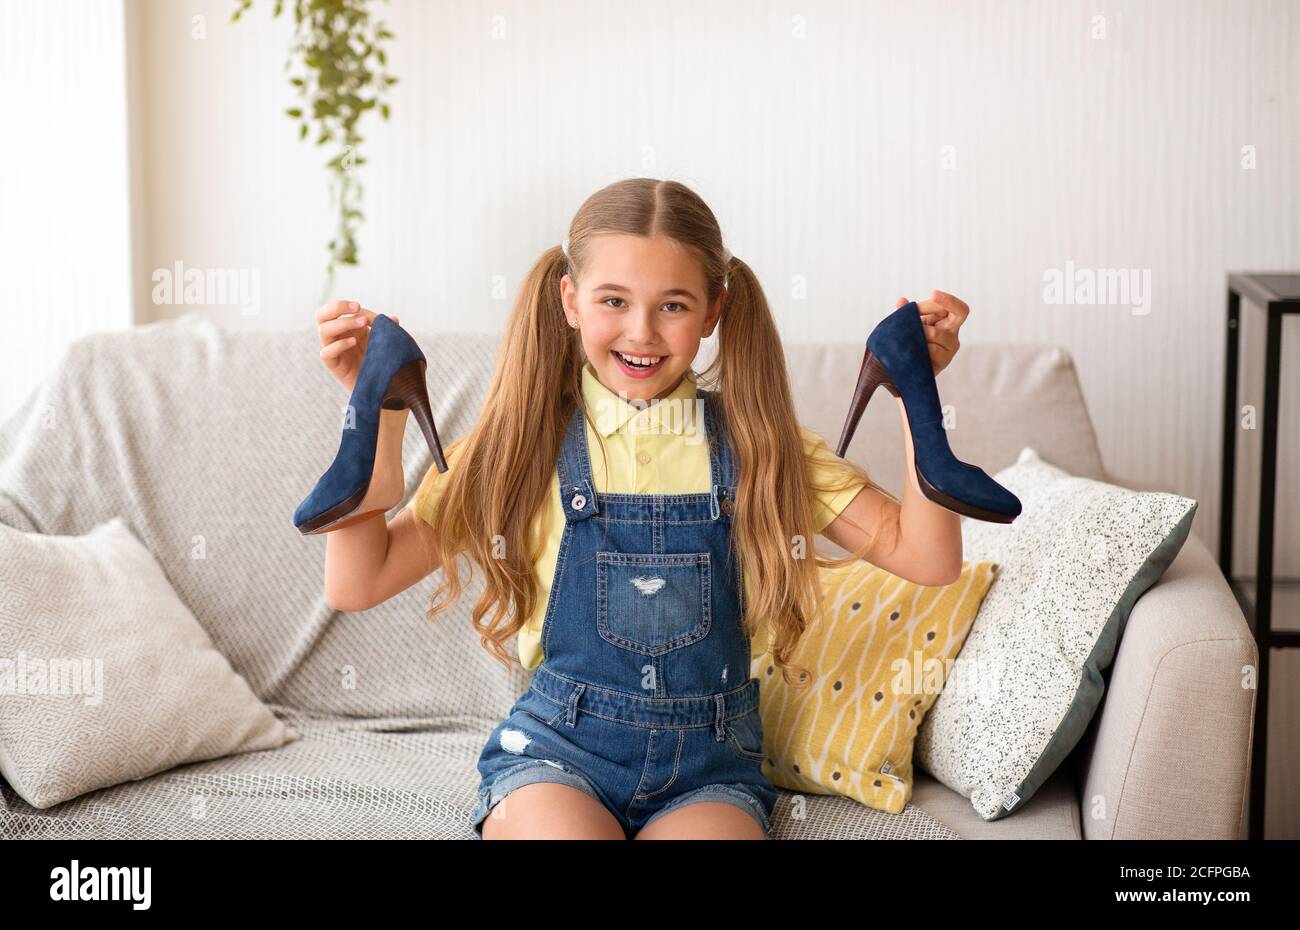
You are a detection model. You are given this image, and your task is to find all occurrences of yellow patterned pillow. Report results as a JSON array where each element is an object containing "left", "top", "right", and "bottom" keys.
[{"left": 749, "top": 559, "right": 998, "bottom": 813}]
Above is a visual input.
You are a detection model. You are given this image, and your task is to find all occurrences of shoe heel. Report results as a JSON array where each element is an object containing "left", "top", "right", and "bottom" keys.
[
  {"left": 835, "top": 347, "right": 897, "bottom": 458},
  {"left": 382, "top": 358, "right": 448, "bottom": 473}
]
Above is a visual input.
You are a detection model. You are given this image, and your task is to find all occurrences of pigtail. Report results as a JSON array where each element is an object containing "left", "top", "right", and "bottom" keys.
[
  {"left": 700, "top": 255, "right": 894, "bottom": 690},
  {"left": 415, "top": 244, "right": 584, "bottom": 670}
]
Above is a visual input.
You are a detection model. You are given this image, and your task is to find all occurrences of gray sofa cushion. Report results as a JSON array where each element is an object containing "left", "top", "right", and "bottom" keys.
[{"left": 0, "top": 707, "right": 962, "bottom": 839}]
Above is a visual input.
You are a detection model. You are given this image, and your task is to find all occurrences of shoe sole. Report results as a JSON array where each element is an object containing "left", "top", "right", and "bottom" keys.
[
  {"left": 914, "top": 467, "right": 1017, "bottom": 524},
  {"left": 297, "top": 486, "right": 386, "bottom": 535}
]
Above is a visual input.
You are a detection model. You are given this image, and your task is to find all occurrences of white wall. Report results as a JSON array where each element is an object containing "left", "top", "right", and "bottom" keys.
[
  {"left": 125, "top": 0, "right": 1299, "bottom": 569},
  {"left": 0, "top": 0, "right": 132, "bottom": 423}
]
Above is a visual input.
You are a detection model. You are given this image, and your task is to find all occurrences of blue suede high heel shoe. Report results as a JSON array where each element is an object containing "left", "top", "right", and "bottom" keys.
[
  {"left": 835, "top": 301, "right": 1022, "bottom": 524},
  {"left": 294, "top": 314, "right": 448, "bottom": 535}
]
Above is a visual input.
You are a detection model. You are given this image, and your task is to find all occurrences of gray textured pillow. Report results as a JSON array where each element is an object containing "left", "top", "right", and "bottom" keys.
[
  {"left": 0, "top": 516, "right": 299, "bottom": 809},
  {"left": 914, "top": 447, "right": 1197, "bottom": 821}
]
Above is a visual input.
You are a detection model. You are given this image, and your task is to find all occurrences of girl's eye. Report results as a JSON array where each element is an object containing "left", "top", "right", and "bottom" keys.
[{"left": 600, "top": 297, "right": 686, "bottom": 312}]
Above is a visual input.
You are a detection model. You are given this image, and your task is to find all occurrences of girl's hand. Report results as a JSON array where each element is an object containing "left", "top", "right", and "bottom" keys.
[
  {"left": 315, "top": 300, "right": 401, "bottom": 392},
  {"left": 895, "top": 290, "right": 967, "bottom": 375}
]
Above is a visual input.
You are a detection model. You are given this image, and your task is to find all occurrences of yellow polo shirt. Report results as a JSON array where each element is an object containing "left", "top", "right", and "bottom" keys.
[{"left": 407, "top": 361, "right": 867, "bottom": 670}]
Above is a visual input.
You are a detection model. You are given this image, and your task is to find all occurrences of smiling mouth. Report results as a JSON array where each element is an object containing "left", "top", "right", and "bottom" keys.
[{"left": 612, "top": 350, "right": 667, "bottom": 374}]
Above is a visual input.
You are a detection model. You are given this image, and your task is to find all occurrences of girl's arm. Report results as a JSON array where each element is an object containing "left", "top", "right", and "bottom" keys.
[
  {"left": 322, "top": 410, "right": 442, "bottom": 613},
  {"left": 324, "top": 501, "right": 440, "bottom": 613},
  {"left": 819, "top": 394, "right": 963, "bottom": 587},
  {"left": 312, "top": 300, "right": 442, "bottom": 612}
]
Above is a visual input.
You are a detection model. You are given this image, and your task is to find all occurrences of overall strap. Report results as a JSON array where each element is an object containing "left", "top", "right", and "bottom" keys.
[
  {"left": 556, "top": 403, "right": 600, "bottom": 523},
  {"left": 702, "top": 389, "right": 738, "bottom": 521}
]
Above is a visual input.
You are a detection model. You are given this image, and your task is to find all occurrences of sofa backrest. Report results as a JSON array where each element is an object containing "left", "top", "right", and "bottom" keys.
[{"left": 0, "top": 314, "right": 1105, "bottom": 723}]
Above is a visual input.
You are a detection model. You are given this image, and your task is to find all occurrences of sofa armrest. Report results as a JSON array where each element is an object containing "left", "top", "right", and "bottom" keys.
[{"left": 1073, "top": 529, "right": 1256, "bottom": 838}]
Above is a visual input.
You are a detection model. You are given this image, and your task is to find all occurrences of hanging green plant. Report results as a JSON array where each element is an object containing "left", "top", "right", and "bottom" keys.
[{"left": 230, "top": 0, "right": 397, "bottom": 295}]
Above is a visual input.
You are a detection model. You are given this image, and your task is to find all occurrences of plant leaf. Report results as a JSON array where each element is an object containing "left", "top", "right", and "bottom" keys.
[{"left": 231, "top": 0, "right": 396, "bottom": 278}]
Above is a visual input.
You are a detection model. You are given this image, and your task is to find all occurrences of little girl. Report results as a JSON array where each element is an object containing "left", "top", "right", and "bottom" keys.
[{"left": 314, "top": 178, "right": 966, "bottom": 839}]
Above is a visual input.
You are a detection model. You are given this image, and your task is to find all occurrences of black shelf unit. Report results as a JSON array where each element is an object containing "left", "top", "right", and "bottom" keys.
[{"left": 1219, "top": 272, "right": 1300, "bottom": 840}]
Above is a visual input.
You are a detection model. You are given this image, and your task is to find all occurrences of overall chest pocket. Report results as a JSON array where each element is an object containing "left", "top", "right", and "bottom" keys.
[{"left": 596, "top": 551, "right": 712, "bottom": 655}]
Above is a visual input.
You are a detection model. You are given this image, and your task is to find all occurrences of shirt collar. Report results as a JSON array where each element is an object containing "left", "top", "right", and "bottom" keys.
[{"left": 581, "top": 361, "right": 700, "bottom": 437}]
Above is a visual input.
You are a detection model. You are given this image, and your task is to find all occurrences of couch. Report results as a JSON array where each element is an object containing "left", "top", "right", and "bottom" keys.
[{"left": 0, "top": 312, "right": 1254, "bottom": 839}]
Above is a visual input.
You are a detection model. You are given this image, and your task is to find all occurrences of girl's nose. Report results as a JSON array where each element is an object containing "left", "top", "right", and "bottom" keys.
[{"left": 623, "top": 307, "right": 659, "bottom": 342}]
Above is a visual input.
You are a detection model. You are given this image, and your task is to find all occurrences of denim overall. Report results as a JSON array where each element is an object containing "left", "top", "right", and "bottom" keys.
[{"left": 469, "top": 387, "right": 778, "bottom": 838}]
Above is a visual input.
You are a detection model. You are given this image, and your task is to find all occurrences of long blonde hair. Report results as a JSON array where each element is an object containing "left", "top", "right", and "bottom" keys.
[{"left": 414, "top": 178, "right": 895, "bottom": 687}]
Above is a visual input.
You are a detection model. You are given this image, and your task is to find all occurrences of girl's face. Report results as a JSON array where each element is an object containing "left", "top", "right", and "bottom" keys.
[{"left": 560, "top": 233, "right": 724, "bottom": 402}]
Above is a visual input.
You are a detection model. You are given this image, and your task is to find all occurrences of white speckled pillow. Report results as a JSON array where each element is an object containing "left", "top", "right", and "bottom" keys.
[
  {"left": 0, "top": 516, "right": 300, "bottom": 809},
  {"left": 913, "top": 447, "right": 1197, "bottom": 821}
]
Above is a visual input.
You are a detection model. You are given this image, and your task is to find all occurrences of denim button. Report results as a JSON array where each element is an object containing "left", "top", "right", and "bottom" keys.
[
  {"left": 570, "top": 493, "right": 587, "bottom": 510},
  {"left": 721, "top": 498, "right": 734, "bottom": 515}
]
